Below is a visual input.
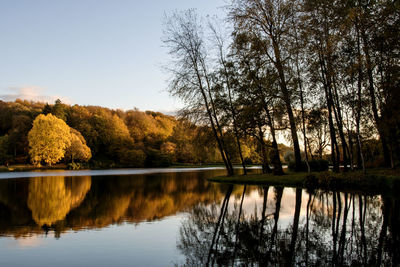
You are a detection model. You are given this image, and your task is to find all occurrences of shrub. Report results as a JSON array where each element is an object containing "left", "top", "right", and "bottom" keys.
[
  {"left": 288, "top": 161, "right": 307, "bottom": 171},
  {"left": 90, "top": 159, "right": 115, "bottom": 169},
  {"left": 67, "top": 162, "right": 88, "bottom": 170}
]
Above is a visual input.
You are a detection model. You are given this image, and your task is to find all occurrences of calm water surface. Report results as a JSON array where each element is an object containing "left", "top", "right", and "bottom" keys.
[{"left": 0, "top": 168, "right": 398, "bottom": 266}]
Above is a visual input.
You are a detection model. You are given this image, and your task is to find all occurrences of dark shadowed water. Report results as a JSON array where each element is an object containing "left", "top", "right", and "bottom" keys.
[{"left": 0, "top": 168, "right": 398, "bottom": 266}]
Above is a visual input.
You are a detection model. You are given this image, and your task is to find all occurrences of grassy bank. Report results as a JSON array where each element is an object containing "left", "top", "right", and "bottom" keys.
[
  {"left": 169, "top": 163, "right": 261, "bottom": 168},
  {"left": 208, "top": 169, "right": 400, "bottom": 195}
]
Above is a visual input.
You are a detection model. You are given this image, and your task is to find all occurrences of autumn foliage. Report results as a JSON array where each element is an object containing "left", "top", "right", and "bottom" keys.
[
  {"left": 28, "top": 114, "right": 72, "bottom": 165},
  {"left": 0, "top": 99, "right": 262, "bottom": 167}
]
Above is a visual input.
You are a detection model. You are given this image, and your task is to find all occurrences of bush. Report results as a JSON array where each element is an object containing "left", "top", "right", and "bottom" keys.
[
  {"left": 288, "top": 159, "right": 329, "bottom": 172},
  {"left": 67, "top": 162, "right": 88, "bottom": 170},
  {"left": 288, "top": 160, "right": 306, "bottom": 171},
  {"left": 90, "top": 159, "right": 115, "bottom": 169}
]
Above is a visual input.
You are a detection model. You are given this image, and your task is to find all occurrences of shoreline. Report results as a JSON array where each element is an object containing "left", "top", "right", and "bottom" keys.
[
  {"left": 207, "top": 169, "right": 400, "bottom": 196},
  {"left": 0, "top": 163, "right": 262, "bottom": 173},
  {"left": 0, "top": 165, "right": 262, "bottom": 179}
]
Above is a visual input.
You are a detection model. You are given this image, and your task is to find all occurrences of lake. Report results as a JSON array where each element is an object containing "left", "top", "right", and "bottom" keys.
[{"left": 0, "top": 168, "right": 398, "bottom": 266}]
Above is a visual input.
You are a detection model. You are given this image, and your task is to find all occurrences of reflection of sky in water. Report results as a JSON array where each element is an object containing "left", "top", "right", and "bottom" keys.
[
  {"left": 227, "top": 187, "right": 310, "bottom": 228},
  {"left": 6, "top": 236, "right": 44, "bottom": 249},
  {"left": 1, "top": 216, "right": 186, "bottom": 267}
]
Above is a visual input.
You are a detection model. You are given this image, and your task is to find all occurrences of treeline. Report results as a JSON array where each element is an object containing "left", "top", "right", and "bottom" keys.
[
  {"left": 163, "top": 0, "right": 399, "bottom": 175},
  {"left": 0, "top": 99, "right": 270, "bottom": 167}
]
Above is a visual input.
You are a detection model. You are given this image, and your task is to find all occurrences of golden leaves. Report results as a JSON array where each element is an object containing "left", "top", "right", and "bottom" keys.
[
  {"left": 28, "top": 114, "right": 72, "bottom": 165},
  {"left": 28, "top": 114, "right": 92, "bottom": 165}
]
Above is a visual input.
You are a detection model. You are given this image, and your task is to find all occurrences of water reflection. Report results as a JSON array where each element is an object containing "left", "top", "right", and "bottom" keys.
[
  {"left": 28, "top": 176, "right": 91, "bottom": 226},
  {"left": 0, "top": 169, "right": 399, "bottom": 266},
  {"left": 0, "top": 169, "right": 231, "bottom": 238},
  {"left": 178, "top": 186, "right": 400, "bottom": 266}
]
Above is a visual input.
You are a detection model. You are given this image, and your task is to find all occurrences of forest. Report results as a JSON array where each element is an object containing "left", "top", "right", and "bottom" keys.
[
  {"left": 163, "top": 0, "right": 399, "bottom": 175},
  {"left": 0, "top": 99, "right": 275, "bottom": 168}
]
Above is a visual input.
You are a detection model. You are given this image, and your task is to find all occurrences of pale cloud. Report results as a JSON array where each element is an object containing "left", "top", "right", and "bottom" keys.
[{"left": 0, "top": 86, "right": 71, "bottom": 104}]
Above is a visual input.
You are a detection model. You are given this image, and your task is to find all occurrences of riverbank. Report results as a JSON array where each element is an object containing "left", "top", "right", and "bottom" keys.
[
  {"left": 208, "top": 169, "right": 400, "bottom": 195},
  {"left": 0, "top": 163, "right": 214, "bottom": 172},
  {"left": 0, "top": 163, "right": 261, "bottom": 173}
]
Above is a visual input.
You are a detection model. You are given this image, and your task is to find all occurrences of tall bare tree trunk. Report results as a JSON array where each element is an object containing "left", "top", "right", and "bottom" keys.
[
  {"left": 319, "top": 52, "right": 340, "bottom": 172},
  {"left": 265, "top": 106, "right": 284, "bottom": 175},
  {"left": 258, "top": 124, "right": 271, "bottom": 174},
  {"left": 272, "top": 39, "right": 302, "bottom": 172},
  {"left": 356, "top": 25, "right": 366, "bottom": 173},
  {"left": 201, "top": 60, "right": 235, "bottom": 174},
  {"left": 196, "top": 69, "right": 233, "bottom": 176},
  {"left": 216, "top": 37, "right": 248, "bottom": 175}
]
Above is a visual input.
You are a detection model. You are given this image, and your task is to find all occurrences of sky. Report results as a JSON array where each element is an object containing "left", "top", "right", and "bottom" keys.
[{"left": 0, "top": 0, "right": 227, "bottom": 112}]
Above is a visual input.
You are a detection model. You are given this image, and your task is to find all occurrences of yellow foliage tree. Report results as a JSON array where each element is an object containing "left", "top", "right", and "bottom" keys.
[
  {"left": 65, "top": 128, "right": 92, "bottom": 162},
  {"left": 28, "top": 114, "right": 72, "bottom": 165}
]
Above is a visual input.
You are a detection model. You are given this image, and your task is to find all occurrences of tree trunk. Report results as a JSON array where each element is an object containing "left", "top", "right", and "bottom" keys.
[
  {"left": 356, "top": 26, "right": 366, "bottom": 173},
  {"left": 220, "top": 49, "right": 247, "bottom": 175},
  {"left": 271, "top": 39, "right": 302, "bottom": 172},
  {"left": 195, "top": 67, "right": 233, "bottom": 176},
  {"left": 361, "top": 29, "right": 391, "bottom": 167},
  {"left": 264, "top": 106, "right": 284, "bottom": 175},
  {"left": 258, "top": 125, "right": 271, "bottom": 174},
  {"left": 201, "top": 62, "right": 235, "bottom": 174},
  {"left": 331, "top": 78, "right": 350, "bottom": 171},
  {"left": 318, "top": 52, "right": 339, "bottom": 172}
]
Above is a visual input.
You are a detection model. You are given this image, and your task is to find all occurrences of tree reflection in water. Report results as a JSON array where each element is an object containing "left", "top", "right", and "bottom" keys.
[
  {"left": 0, "top": 169, "right": 232, "bottom": 237},
  {"left": 27, "top": 176, "right": 91, "bottom": 226},
  {"left": 178, "top": 186, "right": 400, "bottom": 266},
  {"left": 0, "top": 171, "right": 399, "bottom": 266}
]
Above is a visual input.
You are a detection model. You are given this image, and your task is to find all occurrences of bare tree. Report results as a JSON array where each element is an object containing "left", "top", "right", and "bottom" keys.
[{"left": 163, "top": 10, "right": 234, "bottom": 175}]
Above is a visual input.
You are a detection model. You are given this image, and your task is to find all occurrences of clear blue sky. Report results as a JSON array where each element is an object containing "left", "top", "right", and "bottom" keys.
[{"left": 0, "top": 0, "right": 227, "bottom": 112}]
